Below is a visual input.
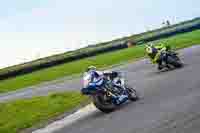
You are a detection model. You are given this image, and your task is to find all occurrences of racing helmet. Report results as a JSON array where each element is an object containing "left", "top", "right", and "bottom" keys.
[
  {"left": 86, "top": 66, "right": 97, "bottom": 72},
  {"left": 145, "top": 43, "right": 157, "bottom": 54},
  {"left": 145, "top": 43, "right": 153, "bottom": 54}
]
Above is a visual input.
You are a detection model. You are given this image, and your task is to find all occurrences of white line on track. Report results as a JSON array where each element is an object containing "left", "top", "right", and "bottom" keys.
[{"left": 32, "top": 103, "right": 97, "bottom": 133}]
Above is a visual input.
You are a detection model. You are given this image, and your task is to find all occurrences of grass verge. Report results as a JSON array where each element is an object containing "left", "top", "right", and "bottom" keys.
[
  {"left": 0, "top": 91, "right": 89, "bottom": 133},
  {"left": 0, "top": 30, "right": 200, "bottom": 93}
]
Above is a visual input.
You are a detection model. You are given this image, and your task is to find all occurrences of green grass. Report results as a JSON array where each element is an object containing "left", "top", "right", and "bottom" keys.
[
  {"left": 0, "top": 91, "right": 88, "bottom": 133},
  {"left": 0, "top": 30, "right": 200, "bottom": 93},
  {"left": 0, "top": 18, "right": 199, "bottom": 79}
]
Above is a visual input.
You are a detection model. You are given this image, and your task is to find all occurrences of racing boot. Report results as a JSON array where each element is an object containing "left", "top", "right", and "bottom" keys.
[
  {"left": 157, "top": 60, "right": 164, "bottom": 70},
  {"left": 157, "top": 64, "right": 164, "bottom": 70}
]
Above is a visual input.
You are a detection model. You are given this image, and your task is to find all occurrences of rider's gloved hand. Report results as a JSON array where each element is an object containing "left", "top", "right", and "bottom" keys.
[{"left": 81, "top": 88, "right": 90, "bottom": 95}]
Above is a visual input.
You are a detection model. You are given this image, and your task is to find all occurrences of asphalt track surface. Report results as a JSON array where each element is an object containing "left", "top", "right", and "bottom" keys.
[
  {"left": 1, "top": 46, "right": 200, "bottom": 133},
  {"left": 0, "top": 46, "right": 199, "bottom": 103},
  {"left": 53, "top": 45, "right": 200, "bottom": 133}
]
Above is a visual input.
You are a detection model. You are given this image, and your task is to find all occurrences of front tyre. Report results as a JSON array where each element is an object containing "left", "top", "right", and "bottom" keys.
[{"left": 92, "top": 94, "right": 116, "bottom": 113}]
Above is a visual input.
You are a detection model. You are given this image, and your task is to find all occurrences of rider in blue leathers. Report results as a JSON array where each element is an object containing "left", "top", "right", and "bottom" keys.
[{"left": 81, "top": 66, "right": 128, "bottom": 104}]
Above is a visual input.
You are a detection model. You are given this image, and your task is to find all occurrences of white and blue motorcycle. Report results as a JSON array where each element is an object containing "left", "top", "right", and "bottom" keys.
[{"left": 81, "top": 71, "right": 138, "bottom": 113}]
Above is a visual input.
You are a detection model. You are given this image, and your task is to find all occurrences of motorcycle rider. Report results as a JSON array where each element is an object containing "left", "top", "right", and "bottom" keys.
[
  {"left": 145, "top": 43, "right": 171, "bottom": 70},
  {"left": 81, "top": 66, "right": 128, "bottom": 104}
]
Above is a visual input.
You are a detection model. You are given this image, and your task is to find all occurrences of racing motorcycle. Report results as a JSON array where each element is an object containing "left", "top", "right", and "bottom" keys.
[
  {"left": 159, "top": 50, "right": 183, "bottom": 70},
  {"left": 81, "top": 72, "right": 138, "bottom": 113}
]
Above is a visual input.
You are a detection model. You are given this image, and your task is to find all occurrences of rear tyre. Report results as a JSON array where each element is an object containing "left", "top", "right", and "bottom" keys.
[
  {"left": 92, "top": 94, "right": 116, "bottom": 113},
  {"left": 125, "top": 85, "right": 138, "bottom": 101},
  {"left": 167, "top": 55, "right": 183, "bottom": 68}
]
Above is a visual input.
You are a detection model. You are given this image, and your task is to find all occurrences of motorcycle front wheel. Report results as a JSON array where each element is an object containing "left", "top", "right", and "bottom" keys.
[{"left": 92, "top": 94, "right": 116, "bottom": 113}]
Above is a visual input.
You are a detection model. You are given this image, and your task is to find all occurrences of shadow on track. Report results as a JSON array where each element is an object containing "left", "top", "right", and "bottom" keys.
[{"left": 152, "top": 63, "right": 186, "bottom": 75}]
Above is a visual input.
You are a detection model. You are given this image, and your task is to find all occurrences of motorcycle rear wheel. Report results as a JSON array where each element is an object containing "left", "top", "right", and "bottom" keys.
[
  {"left": 125, "top": 85, "right": 139, "bottom": 101},
  {"left": 167, "top": 55, "right": 183, "bottom": 68}
]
